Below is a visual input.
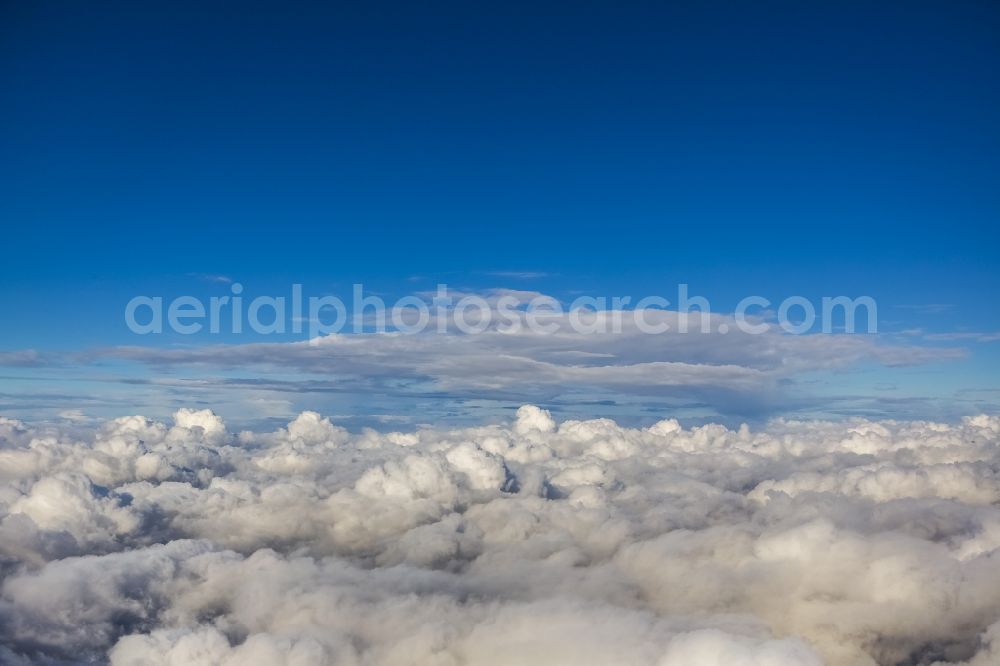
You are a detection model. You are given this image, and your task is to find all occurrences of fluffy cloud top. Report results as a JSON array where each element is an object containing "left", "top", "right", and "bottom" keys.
[{"left": 1, "top": 407, "right": 999, "bottom": 665}]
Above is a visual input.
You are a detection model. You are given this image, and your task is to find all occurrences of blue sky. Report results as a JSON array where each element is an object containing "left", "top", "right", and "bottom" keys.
[{"left": 1, "top": 1, "right": 998, "bottom": 428}]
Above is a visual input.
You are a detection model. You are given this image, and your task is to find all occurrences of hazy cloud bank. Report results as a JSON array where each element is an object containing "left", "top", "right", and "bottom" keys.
[{"left": 93, "top": 305, "right": 967, "bottom": 421}]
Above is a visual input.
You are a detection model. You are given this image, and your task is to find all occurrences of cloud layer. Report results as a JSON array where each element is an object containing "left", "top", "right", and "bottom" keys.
[
  {"left": 89, "top": 303, "right": 969, "bottom": 423},
  {"left": 1, "top": 407, "right": 999, "bottom": 664},
  {"left": 1, "top": 291, "right": 983, "bottom": 425}
]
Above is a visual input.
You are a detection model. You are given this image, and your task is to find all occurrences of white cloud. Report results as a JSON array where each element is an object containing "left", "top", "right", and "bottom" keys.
[
  {"left": 84, "top": 303, "right": 967, "bottom": 423},
  {"left": 0, "top": 407, "right": 999, "bottom": 664}
]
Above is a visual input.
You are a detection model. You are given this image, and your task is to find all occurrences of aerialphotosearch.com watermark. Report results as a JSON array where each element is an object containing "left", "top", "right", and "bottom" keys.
[{"left": 124, "top": 284, "right": 877, "bottom": 339}]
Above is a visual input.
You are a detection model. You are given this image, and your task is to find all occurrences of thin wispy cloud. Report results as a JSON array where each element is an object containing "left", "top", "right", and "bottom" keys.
[
  {"left": 0, "top": 351, "right": 42, "bottom": 368},
  {"left": 923, "top": 331, "right": 1000, "bottom": 343},
  {"left": 481, "top": 271, "right": 552, "bottom": 279},
  {"left": 893, "top": 303, "right": 957, "bottom": 315},
  {"left": 186, "top": 273, "right": 234, "bottom": 284}
]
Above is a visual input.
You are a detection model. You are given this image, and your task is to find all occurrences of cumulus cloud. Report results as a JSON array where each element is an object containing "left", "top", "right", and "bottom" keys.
[{"left": 1, "top": 406, "right": 999, "bottom": 664}]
